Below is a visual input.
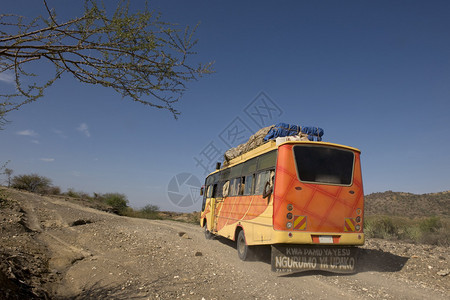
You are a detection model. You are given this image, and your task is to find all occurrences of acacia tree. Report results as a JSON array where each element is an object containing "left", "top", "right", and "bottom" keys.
[
  {"left": 101, "top": 192, "right": 129, "bottom": 214},
  {"left": 4, "top": 168, "right": 13, "bottom": 187},
  {"left": 0, "top": 0, "right": 213, "bottom": 121},
  {"left": 11, "top": 173, "right": 52, "bottom": 193}
]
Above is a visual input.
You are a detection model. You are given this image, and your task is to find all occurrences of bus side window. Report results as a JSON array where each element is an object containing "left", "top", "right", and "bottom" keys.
[
  {"left": 255, "top": 170, "right": 271, "bottom": 195},
  {"left": 243, "top": 174, "right": 254, "bottom": 195},
  {"left": 201, "top": 192, "right": 207, "bottom": 211},
  {"left": 230, "top": 178, "right": 241, "bottom": 196},
  {"left": 211, "top": 184, "right": 218, "bottom": 198},
  {"left": 206, "top": 185, "right": 212, "bottom": 198},
  {"left": 216, "top": 181, "right": 224, "bottom": 198}
]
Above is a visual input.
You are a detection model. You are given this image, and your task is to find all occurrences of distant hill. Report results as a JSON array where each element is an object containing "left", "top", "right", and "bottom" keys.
[{"left": 364, "top": 191, "right": 450, "bottom": 218}]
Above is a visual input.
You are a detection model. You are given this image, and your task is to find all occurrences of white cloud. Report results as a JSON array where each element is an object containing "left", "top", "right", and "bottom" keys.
[
  {"left": 31, "top": 140, "right": 40, "bottom": 144},
  {"left": 77, "top": 123, "right": 91, "bottom": 137},
  {"left": 0, "top": 71, "right": 14, "bottom": 84},
  {"left": 53, "top": 129, "right": 68, "bottom": 139},
  {"left": 17, "top": 129, "right": 38, "bottom": 137},
  {"left": 40, "top": 158, "right": 55, "bottom": 162}
]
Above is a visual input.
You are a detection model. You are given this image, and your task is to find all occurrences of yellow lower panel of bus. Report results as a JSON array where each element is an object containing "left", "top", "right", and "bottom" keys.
[
  {"left": 213, "top": 200, "right": 364, "bottom": 246},
  {"left": 272, "top": 231, "right": 365, "bottom": 245},
  {"left": 215, "top": 202, "right": 273, "bottom": 243}
]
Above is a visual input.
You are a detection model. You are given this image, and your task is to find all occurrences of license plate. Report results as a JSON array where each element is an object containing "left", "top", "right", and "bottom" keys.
[
  {"left": 271, "top": 245, "right": 358, "bottom": 273},
  {"left": 318, "top": 236, "right": 333, "bottom": 243}
]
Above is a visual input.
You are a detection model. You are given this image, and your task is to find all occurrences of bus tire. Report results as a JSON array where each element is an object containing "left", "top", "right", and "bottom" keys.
[
  {"left": 237, "top": 230, "right": 253, "bottom": 261},
  {"left": 204, "top": 223, "right": 213, "bottom": 240}
]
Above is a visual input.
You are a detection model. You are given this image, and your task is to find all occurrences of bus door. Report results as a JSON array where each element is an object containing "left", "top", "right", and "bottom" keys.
[{"left": 207, "top": 183, "right": 219, "bottom": 232}]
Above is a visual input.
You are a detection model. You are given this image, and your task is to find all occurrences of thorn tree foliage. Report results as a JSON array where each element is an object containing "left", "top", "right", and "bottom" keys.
[{"left": 0, "top": 0, "right": 213, "bottom": 120}]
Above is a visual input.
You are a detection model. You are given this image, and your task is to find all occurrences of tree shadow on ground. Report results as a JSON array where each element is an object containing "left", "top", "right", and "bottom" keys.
[
  {"left": 54, "top": 281, "right": 145, "bottom": 300},
  {"left": 214, "top": 236, "right": 409, "bottom": 277},
  {"left": 55, "top": 271, "right": 192, "bottom": 300}
]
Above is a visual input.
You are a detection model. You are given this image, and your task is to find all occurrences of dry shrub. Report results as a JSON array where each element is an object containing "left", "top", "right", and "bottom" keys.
[{"left": 365, "top": 215, "right": 449, "bottom": 246}]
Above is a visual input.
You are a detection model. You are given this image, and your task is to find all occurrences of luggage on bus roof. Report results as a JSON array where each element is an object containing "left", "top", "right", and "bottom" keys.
[
  {"left": 263, "top": 123, "right": 324, "bottom": 142},
  {"left": 223, "top": 123, "right": 325, "bottom": 164}
]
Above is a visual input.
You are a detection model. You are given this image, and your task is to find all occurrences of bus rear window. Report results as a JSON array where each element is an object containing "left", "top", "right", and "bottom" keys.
[{"left": 293, "top": 145, "right": 354, "bottom": 185}]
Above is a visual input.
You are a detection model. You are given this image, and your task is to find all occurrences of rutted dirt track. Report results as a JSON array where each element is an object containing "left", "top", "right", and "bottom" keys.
[{"left": 1, "top": 188, "right": 448, "bottom": 299}]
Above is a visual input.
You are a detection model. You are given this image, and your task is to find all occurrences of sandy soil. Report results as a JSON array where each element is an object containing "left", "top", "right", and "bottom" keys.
[{"left": 0, "top": 188, "right": 448, "bottom": 299}]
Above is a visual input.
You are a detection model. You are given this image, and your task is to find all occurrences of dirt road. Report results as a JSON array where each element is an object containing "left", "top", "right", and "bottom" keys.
[{"left": 0, "top": 188, "right": 448, "bottom": 299}]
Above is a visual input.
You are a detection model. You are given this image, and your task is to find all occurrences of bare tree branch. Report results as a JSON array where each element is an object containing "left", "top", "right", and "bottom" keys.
[{"left": 0, "top": 0, "right": 214, "bottom": 120}]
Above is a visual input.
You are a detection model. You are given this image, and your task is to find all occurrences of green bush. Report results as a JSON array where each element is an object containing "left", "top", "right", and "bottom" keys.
[
  {"left": 11, "top": 173, "right": 52, "bottom": 193},
  {"left": 45, "top": 186, "right": 61, "bottom": 195},
  {"left": 122, "top": 204, "right": 161, "bottom": 220},
  {"left": 418, "top": 217, "right": 447, "bottom": 246},
  {"left": 66, "top": 188, "right": 80, "bottom": 198},
  {"left": 365, "top": 216, "right": 398, "bottom": 239},
  {"left": 419, "top": 216, "right": 442, "bottom": 233},
  {"left": 139, "top": 204, "right": 161, "bottom": 219},
  {"left": 141, "top": 204, "right": 160, "bottom": 214},
  {"left": 65, "top": 189, "right": 94, "bottom": 200},
  {"left": 102, "top": 193, "right": 129, "bottom": 215}
]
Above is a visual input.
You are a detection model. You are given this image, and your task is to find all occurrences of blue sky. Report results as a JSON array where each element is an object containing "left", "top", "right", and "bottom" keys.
[{"left": 1, "top": 1, "right": 449, "bottom": 212}]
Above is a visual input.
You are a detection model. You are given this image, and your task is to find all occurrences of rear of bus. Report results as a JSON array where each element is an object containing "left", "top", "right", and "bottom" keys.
[{"left": 271, "top": 141, "right": 364, "bottom": 273}]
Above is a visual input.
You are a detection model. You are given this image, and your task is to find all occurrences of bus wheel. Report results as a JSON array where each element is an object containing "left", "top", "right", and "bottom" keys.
[
  {"left": 237, "top": 230, "right": 253, "bottom": 261},
  {"left": 204, "top": 224, "right": 213, "bottom": 240}
]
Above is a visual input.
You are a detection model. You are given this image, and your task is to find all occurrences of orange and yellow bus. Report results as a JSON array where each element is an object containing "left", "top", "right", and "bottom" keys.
[{"left": 200, "top": 138, "right": 364, "bottom": 273}]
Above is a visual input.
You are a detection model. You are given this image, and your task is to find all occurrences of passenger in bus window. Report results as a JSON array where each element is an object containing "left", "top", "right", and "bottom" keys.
[
  {"left": 255, "top": 170, "right": 275, "bottom": 195},
  {"left": 239, "top": 176, "right": 245, "bottom": 195},
  {"left": 270, "top": 170, "right": 275, "bottom": 188},
  {"left": 263, "top": 170, "right": 275, "bottom": 199},
  {"left": 223, "top": 181, "right": 230, "bottom": 197}
]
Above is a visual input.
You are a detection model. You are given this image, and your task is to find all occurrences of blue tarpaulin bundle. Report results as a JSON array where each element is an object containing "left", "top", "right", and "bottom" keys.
[
  {"left": 263, "top": 123, "right": 324, "bottom": 142},
  {"left": 300, "top": 126, "right": 324, "bottom": 141}
]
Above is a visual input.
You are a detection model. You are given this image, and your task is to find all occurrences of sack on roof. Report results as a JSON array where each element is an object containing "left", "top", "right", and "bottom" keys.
[
  {"left": 224, "top": 126, "right": 272, "bottom": 163},
  {"left": 223, "top": 123, "right": 324, "bottom": 165}
]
